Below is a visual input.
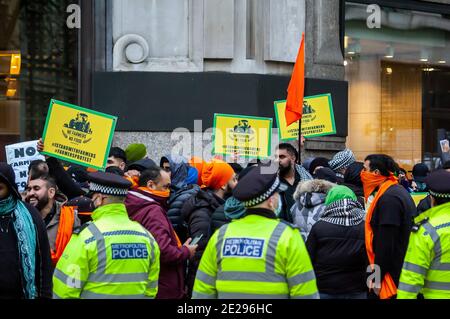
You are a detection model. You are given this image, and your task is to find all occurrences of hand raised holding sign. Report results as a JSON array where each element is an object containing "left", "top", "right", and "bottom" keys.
[{"left": 36, "top": 138, "right": 49, "bottom": 160}]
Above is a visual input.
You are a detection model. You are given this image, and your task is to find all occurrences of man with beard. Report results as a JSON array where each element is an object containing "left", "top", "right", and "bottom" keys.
[
  {"left": 181, "top": 159, "right": 238, "bottom": 297},
  {"left": 26, "top": 174, "right": 80, "bottom": 266},
  {"left": 275, "top": 142, "right": 313, "bottom": 223}
]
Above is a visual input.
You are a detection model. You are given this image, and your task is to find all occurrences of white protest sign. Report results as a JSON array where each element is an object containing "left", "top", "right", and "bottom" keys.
[{"left": 5, "top": 140, "right": 44, "bottom": 192}]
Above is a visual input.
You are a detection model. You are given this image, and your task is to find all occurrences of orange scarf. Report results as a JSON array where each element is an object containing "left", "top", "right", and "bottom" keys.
[
  {"left": 51, "top": 206, "right": 75, "bottom": 266},
  {"left": 361, "top": 171, "right": 398, "bottom": 299},
  {"left": 138, "top": 186, "right": 170, "bottom": 198},
  {"left": 125, "top": 175, "right": 139, "bottom": 189}
]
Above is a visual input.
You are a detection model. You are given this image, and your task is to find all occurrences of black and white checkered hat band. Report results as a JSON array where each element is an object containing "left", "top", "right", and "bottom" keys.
[
  {"left": 243, "top": 178, "right": 280, "bottom": 208},
  {"left": 89, "top": 182, "right": 128, "bottom": 196},
  {"left": 430, "top": 190, "right": 450, "bottom": 199}
]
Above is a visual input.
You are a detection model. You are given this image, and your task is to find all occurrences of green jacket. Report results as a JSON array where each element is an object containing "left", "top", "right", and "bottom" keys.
[
  {"left": 53, "top": 203, "right": 160, "bottom": 299},
  {"left": 192, "top": 213, "right": 319, "bottom": 299},
  {"left": 398, "top": 201, "right": 450, "bottom": 299}
]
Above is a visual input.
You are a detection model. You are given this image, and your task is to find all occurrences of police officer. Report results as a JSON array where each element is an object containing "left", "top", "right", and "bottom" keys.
[
  {"left": 192, "top": 166, "right": 319, "bottom": 299},
  {"left": 398, "top": 169, "right": 450, "bottom": 299},
  {"left": 53, "top": 172, "right": 160, "bottom": 299}
]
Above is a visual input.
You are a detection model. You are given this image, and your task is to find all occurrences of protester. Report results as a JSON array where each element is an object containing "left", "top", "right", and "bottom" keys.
[
  {"left": 209, "top": 166, "right": 256, "bottom": 235},
  {"left": 290, "top": 179, "right": 335, "bottom": 241},
  {"left": 361, "top": 154, "right": 416, "bottom": 299},
  {"left": 228, "top": 163, "right": 243, "bottom": 177},
  {"left": 53, "top": 172, "right": 160, "bottom": 299},
  {"left": 306, "top": 186, "right": 368, "bottom": 299},
  {"left": 182, "top": 159, "right": 237, "bottom": 297},
  {"left": 411, "top": 163, "right": 429, "bottom": 193},
  {"left": 329, "top": 149, "right": 356, "bottom": 183},
  {"left": 125, "top": 158, "right": 157, "bottom": 188},
  {"left": 166, "top": 155, "right": 201, "bottom": 242},
  {"left": 107, "top": 147, "right": 127, "bottom": 172},
  {"left": 0, "top": 163, "right": 52, "bottom": 299},
  {"left": 275, "top": 143, "right": 313, "bottom": 223},
  {"left": 309, "top": 157, "right": 330, "bottom": 176},
  {"left": 188, "top": 157, "right": 206, "bottom": 186},
  {"left": 342, "top": 162, "right": 365, "bottom": 206},
  {"left": 398, "top": 168, "right": 413, "bottom": 193},
  {"left": 398, "top": 169, "right": 450, "bottom": 299},
  {"left": 160, "top": 156, "right": 171, "bottom": 173},
  {"left": 25, "top": 174, "right": 80, "bottom": 265},
  {"left": 192, "top": 166, "right": 319, "bottom": 299},
  {"left": 125, "top": 143, "right": 147, "bottom": 164},
  {"left": 125, "top": 166, "right": 197, "bottom": 299},
  {"left": 313, "top": 167, "right": 338, "bottom": 183}
]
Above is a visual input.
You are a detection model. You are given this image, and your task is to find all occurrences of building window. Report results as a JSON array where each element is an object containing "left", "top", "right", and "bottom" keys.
[
  {"left": 345, "top": 1, "right": 450, "bottom": 170},
  {"left": 0, "top": 0, "right": 78, "bottom": 161}
]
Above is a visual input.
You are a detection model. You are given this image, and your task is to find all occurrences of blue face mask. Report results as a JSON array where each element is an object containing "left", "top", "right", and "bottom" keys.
[{"left": 274, "top": 194, "right": 283, "bottom": 217}]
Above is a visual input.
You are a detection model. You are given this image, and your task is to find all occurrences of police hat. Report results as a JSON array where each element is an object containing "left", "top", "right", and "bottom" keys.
[
  {"left": 425, "top": 169, "right": 450, "bottom": 199},
  {"left": 233, "top": 166, "right": 287, "bottom": 208},
  {"left": 87, "top": 171, "right": 132, "bottom": 197}
]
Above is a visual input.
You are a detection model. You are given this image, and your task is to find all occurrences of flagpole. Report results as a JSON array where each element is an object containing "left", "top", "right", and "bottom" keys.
[{"left": 298, "top": 119, "right": 302, "bottom": 165}]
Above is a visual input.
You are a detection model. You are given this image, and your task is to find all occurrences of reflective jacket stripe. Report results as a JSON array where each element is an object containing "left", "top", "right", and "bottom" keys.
[
  {"left": 80, "top": 290, "right": 151, "bottom": 299},
  {"left": 287, "top": 270, "right": 316, "bottom": 287},
  {"left": 398, "top": 282, "right": 422, "bottom": 294},
  {"left": 87, "top": 223, "right": 107, "bottom": 274},
  {"left": 53, "top": 268, "right": 84, "bottom": 288},
  {"left": 218, "top": 292, "right": 289, "bottom": 299},
  {"left": 217, "top": 271, "right": 286, "bottom": 283},
  {"left": 216, "top": 225, "right": 228, "bottom": 272},
  {"left": 291, "top": 292, "right": 320, "bottom": 299},
  {"left": 424, "top": 280, "right": 450, "bottom": 291},
  {"left": 403, "top": 262, "right": 428, "bottom": 276},
  {"left": 196, "top": 270, "right": 216, "bottom": 286},
  {"left": 88, "top": 272, "right": 149, "bottom": 283},
  {"left": 192, "top": 291, "right": 217, "bottom": 299}
]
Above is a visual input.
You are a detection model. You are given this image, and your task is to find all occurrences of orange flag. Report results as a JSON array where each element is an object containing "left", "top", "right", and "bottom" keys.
[{"left": 285, "top": 33, "right": 305, "bottom": 127}]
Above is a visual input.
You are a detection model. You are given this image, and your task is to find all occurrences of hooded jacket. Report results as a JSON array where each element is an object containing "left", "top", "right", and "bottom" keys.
[
  {"left": 181, "top": 189, "right": 225, "bottom": 297},
  {"left": 125, "top": 189, "right": 190, "bottom": 299},
  {"left": 164, "top": 155, "right": 189, "bottom": 189},
  {"left": 290, "top": 179, "right": 335, "bottom": 241}
]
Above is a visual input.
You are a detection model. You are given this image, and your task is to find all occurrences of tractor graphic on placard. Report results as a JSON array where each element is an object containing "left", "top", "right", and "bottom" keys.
[{"left": 65, "top": 113, "right": 93, "bottom": 134}]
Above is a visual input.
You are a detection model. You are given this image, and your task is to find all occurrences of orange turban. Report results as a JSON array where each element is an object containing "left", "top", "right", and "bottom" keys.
[
  {"left": 201, "top": 159, "right": 234, "bottom": 190},
  {"left": 189, "top": 157, "right": 206, "bottom": 186}
]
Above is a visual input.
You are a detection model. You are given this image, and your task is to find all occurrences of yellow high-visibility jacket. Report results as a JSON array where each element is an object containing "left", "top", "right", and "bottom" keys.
[
  {"left": 192, "top": 212, "right": 319, "bottom": 299},
  {"left": 53, "top": 203, "right": 160, "bottom": 299},
  {"left": 398, "top": 201, "right": 450, "bottom": 299}
]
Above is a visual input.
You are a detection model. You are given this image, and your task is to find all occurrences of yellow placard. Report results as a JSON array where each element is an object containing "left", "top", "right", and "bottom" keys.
[
  {"left": 274, "top": 93, "right": 336, "bottom": 140},
  {"left": 213, "top": 114, "right": 273, "bottom": 159},
  {"left": 41, "top": 99, "right": 117, "bottom": 170}
]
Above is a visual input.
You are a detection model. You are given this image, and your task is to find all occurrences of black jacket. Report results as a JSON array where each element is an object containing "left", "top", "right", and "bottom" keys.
[
  {"left": 181, "top": 189, "right": 224, "bottom": 296},
  {"left": 370, "top": 185, "right": 415, "bottom": 286},
  {"left": 167, "top": 184, "right": 200, "bottom": 243},
  {"left": 0, "top": 202, "right": 52, "bottom": 299},
  {"left": 306, "top": 220, "right": 368, "bottom": 295},
  {"left": 210, "top": 204, "right": 231, "bottom": 236}
]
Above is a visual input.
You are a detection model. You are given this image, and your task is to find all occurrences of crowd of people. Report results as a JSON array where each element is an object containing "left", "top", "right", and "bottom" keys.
[{"left": 1, "top": 137, "right": 450, "bottom": 299}]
